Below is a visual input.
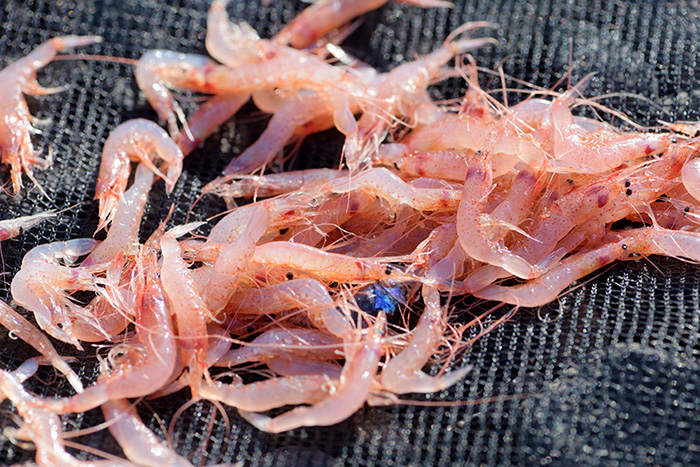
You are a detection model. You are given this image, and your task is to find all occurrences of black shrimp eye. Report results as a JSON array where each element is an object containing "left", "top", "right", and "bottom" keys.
[
  {"left": 622, "top": 244, "right": 628, "bottom": 250},
  {"left": 385, "top": 266, "right": 392, "bottom": 275},
  {"left": 685, "top": 207, "right": 691, "bottom": 213},
  {"left": 286, "top": 272, "right": 294, "bottom": 280},
  {"left": 626, "top": 189, "right": 633, "bottom": 196},
  {"left": 624, "top": 180, "right": 631, "bottom": 188}
]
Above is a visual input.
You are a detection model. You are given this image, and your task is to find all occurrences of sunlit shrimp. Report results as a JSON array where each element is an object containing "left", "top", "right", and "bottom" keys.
[
  {"left": 239, "top": 313, "right": 385, "bottom": 433},
  {"left": 0, "top": 300, "right": 83, "bottom": 392},
  {"left": 30, "top": 246, "right": 177, "bottom": 414},
  {"left": 457, "top": 156, "right": 536, "bottom": 280},
  {"left": 351, "top": 23, "right": 496, "bottom": 170},
  {"left": 273, "top": 0, "right": 453, "bottom": 49},
  {"left": 225, "top": 278, "right": 352, "bottom": 337},
  {"left": 215, "top": 328, "right": 341, "bottom": 367},
  {"left": 134, "top": 50, "right": 213, "bottom": 139},
  {"left": 0, "top": 360, "right": 125, "bottom": 467},
  {"left": 205, "top": 168, "right": 343, "bottom": 199},
  {"left": 203, "top": 204, "right": 269, "bottom": 314},
  {"left": 102, "top": 399, "right": 193, "bottom": 467},
  {"left": 548, "top": 94, "right": 671, "bottom": 173},
  {"left": 374, "top": 146, "right": 474, "bottom": 181},
  {"left": 95, "top": 119, "right": 182, "bottom": 232},
  {"left": 253, "top": 241, "right": 412, "bottom": 283},
  {"left": 160, "top": 234, "right": 211, "bottom": 393},
  {"left": 0, "top": 210, "right": 55, "bottom": 241},
  {"left": 11, "top": 238, "right": 101, "bottom": 349},
  {"left": 327, "top": 167, "right": 462, "bottom": 211},
  {"left": 0, "top": 35, "right": 101, "bottom": 195},
  {"left": 86, "top": 163, "right": 154, "bottom": 265},
  {"left": 381, "top": 286, "right": 471, "bottom": 394}
]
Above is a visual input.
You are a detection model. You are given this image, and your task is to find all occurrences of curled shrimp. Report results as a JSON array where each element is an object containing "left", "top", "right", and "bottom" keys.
[
  {"left": 95, "top": 119, "right": 182, "bottom": 232},
  {"left": 11, "top": 238, "right": 101, "bottom": 349},
  {"left": 0, "top": 35, "right": 101, "bottom": 195},
  {"left": 0, "top": 210, "right": 56, "bottom": 241}
]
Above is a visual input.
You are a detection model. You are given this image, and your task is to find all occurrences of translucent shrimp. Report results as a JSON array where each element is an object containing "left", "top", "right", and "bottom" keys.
[
  {"left": 381, "top": 286, "right": 471, "bottom": 394},
  {"left": 273, "top": 0, "right": 453, "bottom": 49},
  {"left": 31, "top": 247, "right": 177, "bottom": 414},
  {"left": 549, "top": 95, "right": 671, "bottom": 173},
  {"left": 102, "top": 399, "right": 193, "bottom": 467},
  {"left": 203, "top": 204, "right": 269, "bottom": 314},
  {"left": 11, "top": 238, "right": 101, "bottom": 349},
  {"left": 456, "top": 157, "right": 536, "bottom": 280},
  {"left": 0, "top": 35, "right": 101, "bottom": 194},
  {"left": 253, "top": 241, "right": 413, "bottom": 283},
  {"left": 134, "top": 50, "right": 213, "bottom": 138},
  {"left": 0, "top": 210, "right": 55, "bottom": 241},
  {"left": 375, "top": 146, "right": 474, "bottom": 181},
  {"left": 215, "top": 328, "right": 341, "bottom": 367},
  {"left": 85, "top": 163, "right": 154, "bottom": 266},
  {"left": 0, "top": 361, "right": 125, "bottom": 467},
  {"left": 327, "top": 167, "right": 462, "bottom": 211},
  {"left": 160, "top": 234, "right": 211, "bottom": 392},
  {"left": 205, "top": 168, "right": 343, "bottom": 199},
  {"left": 0, "top": 300, "right": 83, "bottom": 392},
  {"left": 239, "top": 313, "right": 385, "bottom": 433},
  {"left": 95, "top": 119, "right": 182, "bottom": 232}
]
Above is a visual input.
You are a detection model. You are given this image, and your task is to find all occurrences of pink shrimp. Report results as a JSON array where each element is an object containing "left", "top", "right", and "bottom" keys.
[
  {"left": 0, "top": 300, "right": 83, "bottom": 392},
  {"left": 30, "top": 246, "right": 177, "bottom": 414},
  {"left": 203, "top": 204, "right": 269, "bottom": 314},
  {"left": 0, "top": 210, "right": 55, "bottom": 241},
  {"left": 0, "top": 360, "right": 125, "bottom": 467},
  {"left": 215, "top": 328, "right": 341, "bottom": 367},
  {"left": 85, "top": 163, "right": 154, "bottom": 266},
  {"left": 225, "top": 278, "right": 352, "bottom": 337},
  {"left": 375, "top": 146, "right": 474, "bottom": 181},
  {"left": 273, "top": 0, "right": 453, "bottom": 49},
  {"left": 95, "top": 119, "right": 182, "bottom": 232},
  {"left": 252, "top": 241, "right": 412, "bottom": 283},
  {"left": 381, "top": 286, "right": 471, "bottom": 393},
  {"left": 205, "top": 168, "right": 343, "bottom": 199},
  {"left": 102, "top": 399, "right": 192, "bottom": 467},
  {"left": 456, "top": 156, "right": 536, "bottom": 279},
  {"left": 0, "top": 35, "right": 100, "bottom": 194},
  {"left": 160, "top": 234, "right": 211, "bottom": 393},
  {"left": 239, "top": 313, "right": 385, "bottom": 433},
  {"left": 11, "top": 238, "right": 101, "bottom": 349}
]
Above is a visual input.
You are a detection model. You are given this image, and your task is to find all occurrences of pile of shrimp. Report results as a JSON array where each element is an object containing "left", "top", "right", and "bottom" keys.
[{"left": 1, "top": 0, "right": 700, "bottom": 465}]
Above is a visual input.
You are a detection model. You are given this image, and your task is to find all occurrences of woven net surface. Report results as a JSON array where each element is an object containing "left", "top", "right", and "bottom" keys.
[{"left": 0, "top": 0, "right": 699, "bottom": 465}]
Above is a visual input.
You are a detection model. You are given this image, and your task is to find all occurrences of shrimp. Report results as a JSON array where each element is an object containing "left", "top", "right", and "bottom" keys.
[
  {"left": 0, "top": 210, "right": 56, "bottom": 241},
  {"left": 239, "top": 313, "right": 385, "bottom": 433},
  {"left": 85, "top": 163, "right": 154, "bottom": 266},
  {"left": 102, "top": 399, "right": 193, "bottom": 467},
  {"left": 375, "top": 146, "right": 474, "bottom": 181},
  {"left": 0, "top": 300, "right": 83, "bottom": 392},
  {"left": 205, "top": 168, "right": 343, "bottom": 199},
  {"left": 160, "top": 234, "right": 211, "bottom": 393},
  {"left": 0, "top": 35, "right": 101, "bottom": 194},
  {"left": 327, "top": 167, "right": 462, "bottom": 211},
  {"left": 134, "top": 50, "right": 213, "bottom": 139},
  {"left": 381, "top": 286, "right": 471, "bottom": 394},
  {"left": 203, "top": 204, "right": 269, "bottom": 314},
  {"left": 0, "top": 361, "right": 126, "bottom": 467},
  {"left": 273, "top": 0, "right": 453, "bottom": 49},
  {"left": 456, "top": 156, "right": 536, "bottom": 279},
  {"left": 226, "top": 278, "right": 352, "bottom": 337},
  {"left": 253, "top": 241, "right": 412, "bottom": 283},
  {"left": 95, "top": 119, "right": 182, "bottom": 232},
  {"left": 11, "top": 238, "right": 101, "bottom": 349},
  {"left": 215, "top": 328, "right": 341, "bottom": 367},
  {"left": 30, "top": 245, "right": 177, "bottom": 414}
]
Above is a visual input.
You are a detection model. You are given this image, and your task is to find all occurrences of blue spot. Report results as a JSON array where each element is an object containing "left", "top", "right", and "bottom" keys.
[{"left": 353, "top": 282, "right": 407, "bottom": 324}]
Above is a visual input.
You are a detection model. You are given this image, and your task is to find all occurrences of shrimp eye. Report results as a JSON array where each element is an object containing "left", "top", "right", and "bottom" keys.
[
  {"left": 626, "top": 189, "right": 633, "bottom": 196},
  {"left": 384, "top": 266, "right": 393, "bottom": 275},
  {"left": 624, "top": 180, "right": 631, "bottom": 188},
  {"left": 622, "top": 244, "right": 628, "bottom": 250},
  {"left": 685, "top": 207, "right": 691, "bottom": 213},
  {"left": 286, "top": 272, "right": 294, "bottom": 280}
]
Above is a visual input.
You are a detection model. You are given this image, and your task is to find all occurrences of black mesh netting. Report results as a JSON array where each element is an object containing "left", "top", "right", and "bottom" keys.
[{"left": 1, "top": 0, "right": 700, "bottom": 465}]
